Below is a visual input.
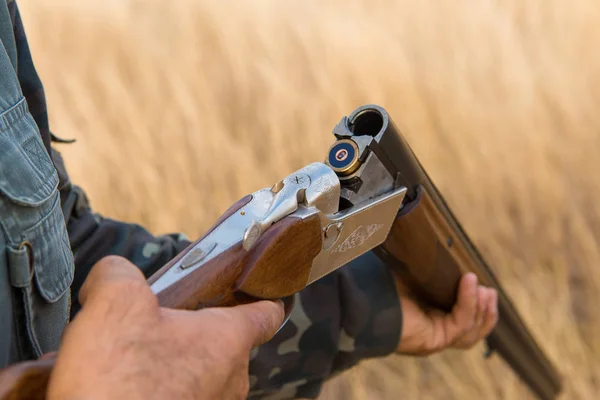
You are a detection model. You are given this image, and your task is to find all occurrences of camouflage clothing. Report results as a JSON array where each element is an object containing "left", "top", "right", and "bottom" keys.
[{"left": 0, "top": 1, "right": 402, "bottom": 398}]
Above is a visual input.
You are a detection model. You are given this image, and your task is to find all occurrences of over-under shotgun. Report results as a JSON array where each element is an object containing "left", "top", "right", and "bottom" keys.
[{"left": 0, "top": 105, "right": 561, "bottom": 400}]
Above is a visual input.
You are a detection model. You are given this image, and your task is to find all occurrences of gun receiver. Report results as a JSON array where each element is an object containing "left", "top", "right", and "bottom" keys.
[{"left": 0, "top": 105, "right": 561, "bottom": 400}]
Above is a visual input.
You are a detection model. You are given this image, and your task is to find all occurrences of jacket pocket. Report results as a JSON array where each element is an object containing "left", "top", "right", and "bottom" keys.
[
  {"left": 0, "top": 98, "right": 58, "bottom": 205},
  {"left": 0, "top": 97, "right": 74, "bottom": 358},
  {"left": 7, "top": 194, "right": 74, "bottom": 357}
]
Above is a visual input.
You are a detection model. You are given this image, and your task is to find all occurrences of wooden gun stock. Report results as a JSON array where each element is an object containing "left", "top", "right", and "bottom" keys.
[
  {"left": 149, "top": 197, "right": 323, "bottom": 309},
  {"left": 0, "top": 195, "right": 322, "bottom": 400},
  {"left": 0, "top": 358, "right": 54, "bottom": 400}
]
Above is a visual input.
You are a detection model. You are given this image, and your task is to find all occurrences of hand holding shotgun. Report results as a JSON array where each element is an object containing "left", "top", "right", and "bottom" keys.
[
  {"left": 7, "top": 255, "right": 492, "bottom": 400},
  {"left": 0, "top": 105, "right": 561, "bottom": 400}
]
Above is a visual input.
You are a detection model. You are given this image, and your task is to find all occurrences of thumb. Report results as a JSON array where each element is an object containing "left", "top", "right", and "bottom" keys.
[
  {"left": 78, "top": 255, "right": 149, "bottom": 307},
  {"left": 231, "top": 300, "right": 286, "bottom": 348}
]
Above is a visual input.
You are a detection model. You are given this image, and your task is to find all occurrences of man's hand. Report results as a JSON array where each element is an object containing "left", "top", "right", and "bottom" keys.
[
  {"left": 47, "top": 256, "right": 285, "bottom": 400},
  {"left": 393, "top": 272, "right": 499, "bottom": 355}
]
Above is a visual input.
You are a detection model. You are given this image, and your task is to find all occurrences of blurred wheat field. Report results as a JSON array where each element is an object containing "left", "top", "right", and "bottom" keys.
[{"left": 18, "top": 0, "right": 600, "bottom": 398}]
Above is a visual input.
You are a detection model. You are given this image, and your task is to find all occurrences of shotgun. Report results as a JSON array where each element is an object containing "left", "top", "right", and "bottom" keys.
[{"left": 0, "top": 104, "right": 561, "bottom": 400}]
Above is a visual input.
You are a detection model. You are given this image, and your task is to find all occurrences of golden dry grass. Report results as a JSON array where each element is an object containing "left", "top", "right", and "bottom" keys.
[{"left": 18, "top": 0, "right": 600, "bottom": 398}]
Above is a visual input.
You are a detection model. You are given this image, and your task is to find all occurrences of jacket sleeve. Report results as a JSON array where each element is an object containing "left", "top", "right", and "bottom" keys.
[
  {"left": 55, "top": 147, "right": 403, "bottom": 398},
  {"left": 248, "top": 251, "right": 402, "bottom": 399},
  {"left": 53, "top": 149, "right": 191, "bottom": 316}
]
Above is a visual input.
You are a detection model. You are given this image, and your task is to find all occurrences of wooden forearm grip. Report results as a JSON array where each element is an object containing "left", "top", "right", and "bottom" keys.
[
  {"left": 0, "top": 196, "right": 323, "bottom": 400},
  {"left": 378, "top": 186, "right": 563, "bottom": 400},
  {"left": 376, "top": 186, "right": 469, "bottom": 312}
]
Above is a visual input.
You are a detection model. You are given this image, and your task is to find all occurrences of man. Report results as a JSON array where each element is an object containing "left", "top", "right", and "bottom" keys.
[{"left": 0, "top": 1, "right": 498, "bottom": 399}]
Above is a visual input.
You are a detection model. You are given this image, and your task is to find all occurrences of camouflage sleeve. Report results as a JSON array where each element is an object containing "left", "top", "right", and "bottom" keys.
[
  {"left": 54, "top": 149, "right": 191, "bottom": 316},
  {"left": 248, "top": 251, "right": 402, "bottom": 399},
  {"left": 55, "top": 149, "right": 402, "bottom": 397},
  {"left": 65, "top": 187, "right": 190, "bottom": 316}
]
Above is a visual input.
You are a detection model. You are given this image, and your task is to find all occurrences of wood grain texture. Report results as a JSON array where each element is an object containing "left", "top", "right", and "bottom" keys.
[
  {"left": 378, "top": 185, "right": 475, "bottom": 311},
  {"left": 154, "top": 213, "right": 323, "bottom": 309},
  {"left": 147, "top": 194, "right": 253, "bottom": 286},
  {"left": 236, "top": 213, "right": 323, "bottom": 299},
  {"left": 0, "top": 358, "right": 54, "bottom": 400}
]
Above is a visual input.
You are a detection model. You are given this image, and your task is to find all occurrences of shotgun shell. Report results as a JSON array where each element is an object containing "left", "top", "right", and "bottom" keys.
[{"left": 326, "top": 139, "right": 360, "bottom": 176}]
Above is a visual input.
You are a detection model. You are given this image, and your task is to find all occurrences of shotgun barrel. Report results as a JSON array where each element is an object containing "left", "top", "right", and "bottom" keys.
[{"left": 328, "top": 104, "right": 562, "bottom": 400}]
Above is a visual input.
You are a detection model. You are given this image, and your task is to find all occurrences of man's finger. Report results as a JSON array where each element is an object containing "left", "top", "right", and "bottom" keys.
[
  {"left": 453, "top": 287, "right": 491, "bottom": 347},
  {"left": 445, "top": 273, "right": 478, "bottom": 342},
  {"left": 40, "top": 351, "right": 58, "bottom": 361},
  {"left": 79, "top": 255, "right": 149, "bottom": 306},
  {"left": 479, "top": 288, "right": 499, "bottom": 338},
  {"left": 474, "top": 287, "right": 489, "bottom": 329},
  {"left": 231, "top": 300, "right": 286, "bottom": 348}
]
